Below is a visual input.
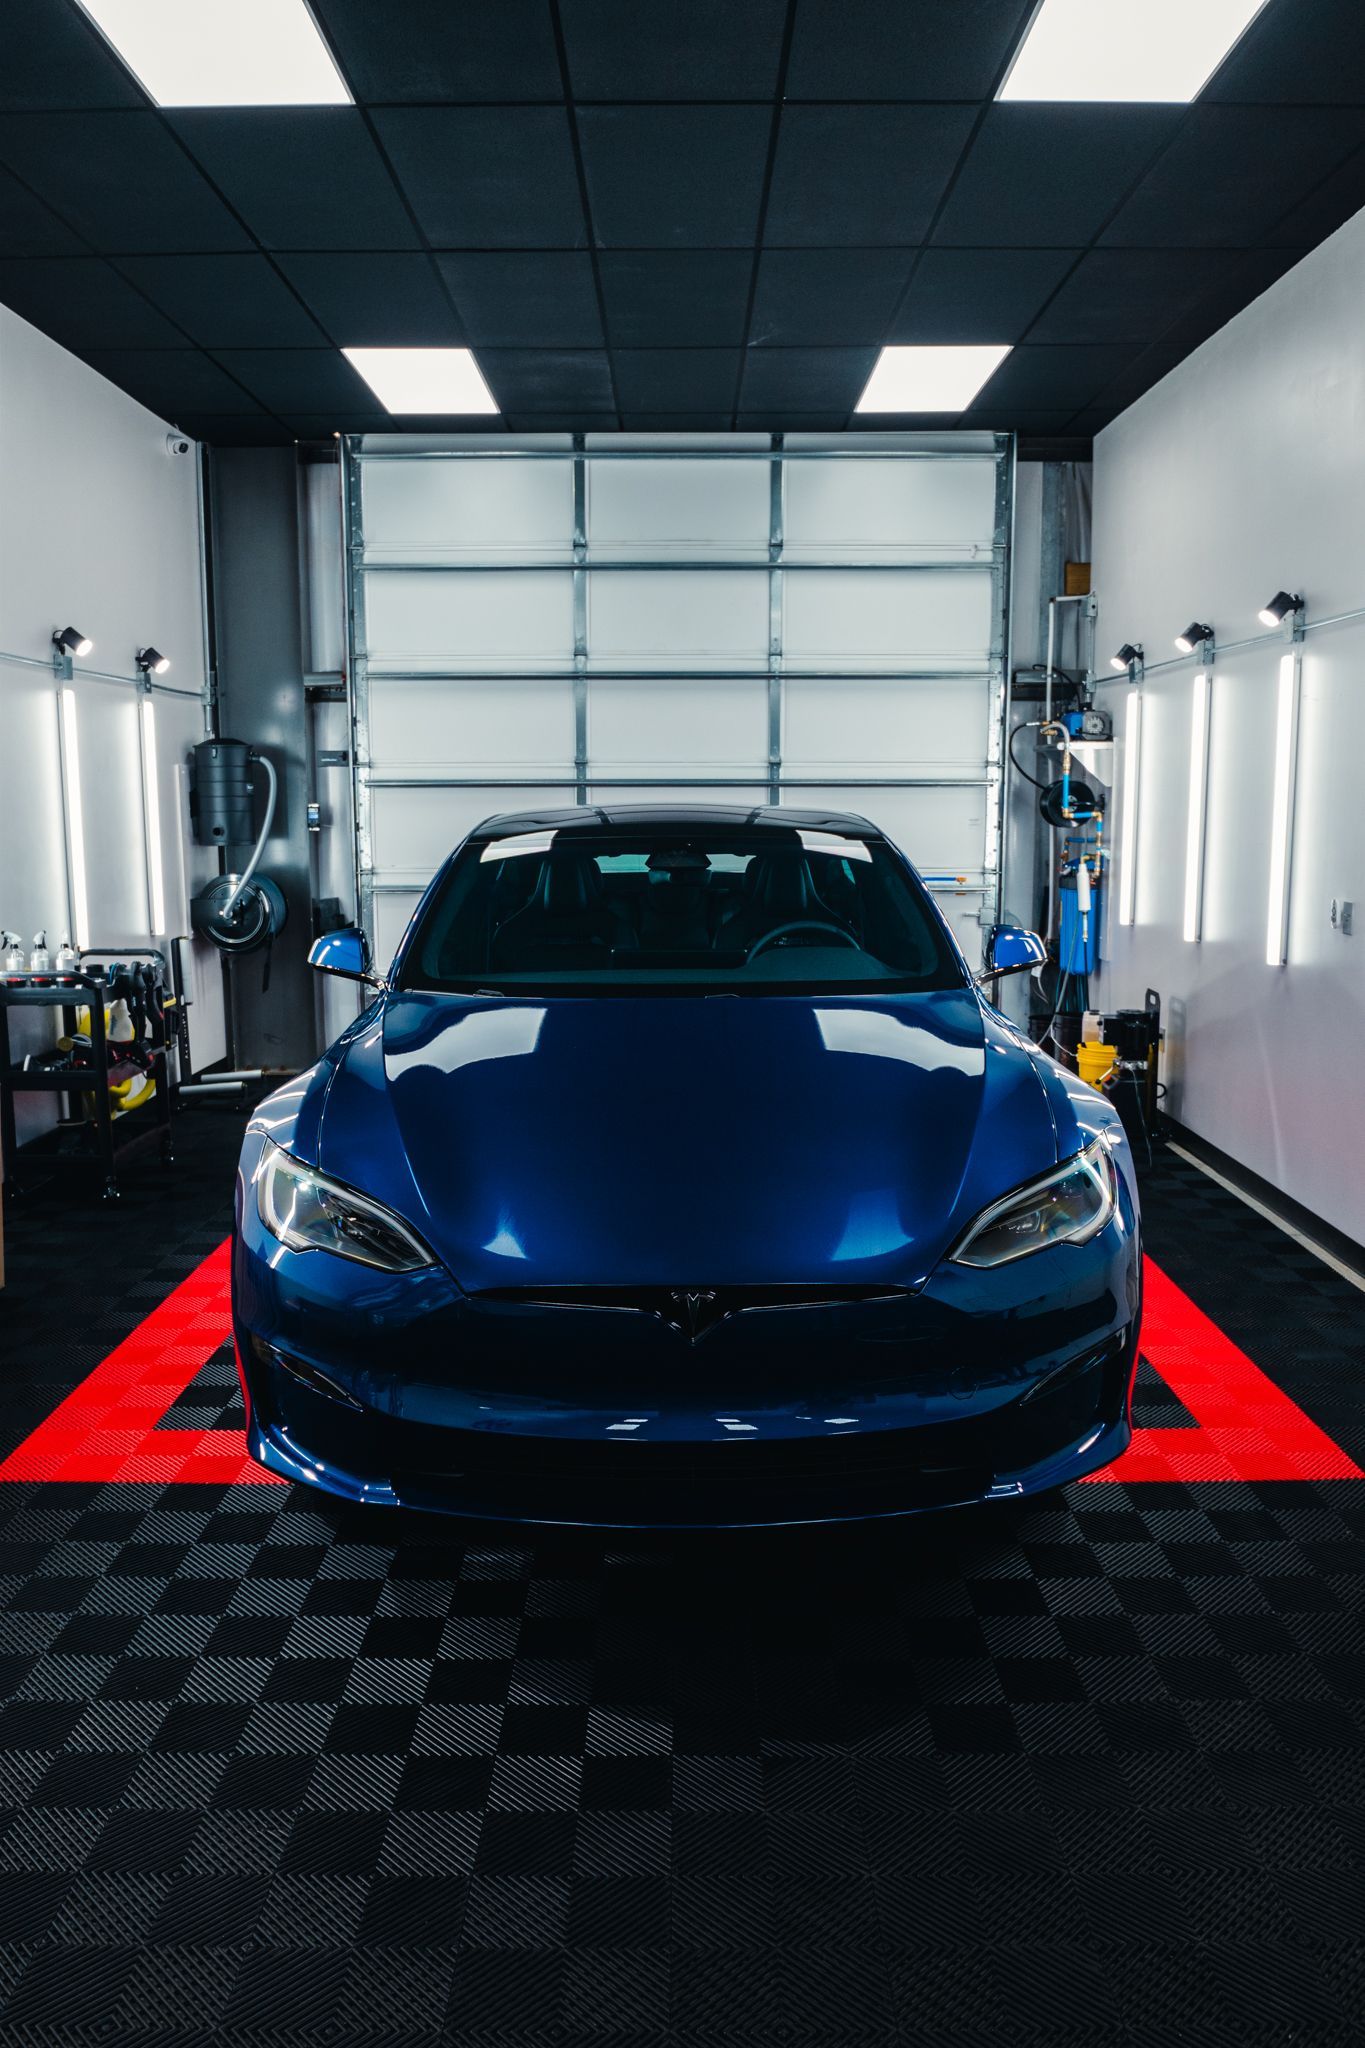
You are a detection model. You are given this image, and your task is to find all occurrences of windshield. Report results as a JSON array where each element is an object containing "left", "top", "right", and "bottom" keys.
[{"left": 399, "top": 826, "right": 965, "bottom": 996}]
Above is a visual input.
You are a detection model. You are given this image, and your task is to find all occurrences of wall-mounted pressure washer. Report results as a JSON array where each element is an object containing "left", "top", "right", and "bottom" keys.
[{"left": 189, "top": 740, "right": 287, "bottom": 959}]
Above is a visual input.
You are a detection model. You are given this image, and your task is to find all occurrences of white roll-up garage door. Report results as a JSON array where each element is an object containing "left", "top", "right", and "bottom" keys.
[{"left": 343, "top": 432, "right": 1013, "bottom": 966}]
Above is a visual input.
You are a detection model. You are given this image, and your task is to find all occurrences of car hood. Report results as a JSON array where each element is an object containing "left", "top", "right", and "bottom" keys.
[{"left": 308, "top": 988, "right": 1063, "bottom": 1293}]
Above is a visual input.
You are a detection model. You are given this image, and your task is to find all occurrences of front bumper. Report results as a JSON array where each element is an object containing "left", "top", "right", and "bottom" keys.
[{"left": 231, "top": 1167, "right": 1141, "bottom": 1527}]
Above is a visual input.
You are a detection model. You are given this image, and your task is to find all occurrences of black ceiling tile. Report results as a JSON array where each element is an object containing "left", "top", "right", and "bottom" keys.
[
  {"left": 597, "top": 251, "right": 753, "bottom": 346},
  {"left": 617, "top": 413, "right": 738, "bottom": 430},
  {"left": 1267, "top": 146, "right": 1365, "bottom": 249},
  {"left": 210, "top": 348, "right": 376, "bottom": 413},
  {"left": 0, "top": 0, "right": 147, "bottom": 110},
  {"left": 309, "top": 0, "right": 564, "bottom": 102},
  {"left": 0, "top": 112, "right": 251, "bottom": 252},
  {"left": 372, "top": 108, "right": 585, "bottom": 248},
  {"left": 765, "top": 106, "right": 977, "bottom": 246},
  {"left": 970, "top": 343, "right": 1133, "bottom": 411},
  {"left": 559, "top": 0, "right": 787, "bottom": 99},
  {"left": 0, "top": 166, "right": 88, "bottom": 256},
  {"left": 610, "top": 349, "right": 741, "bottom": 410},
  {"left": 749, "top": 250, "right": 916, "bottom": 346},
  {"left": 180, "top": 415, "right": 294, "bottom": 446},
  {"left": 932, "top": 106, "right": 1183, "bottom": 247},
  {"left": 168, "top": 109, "right": 418, "bottom": 251},
  {"left": 284, "top": 412, "right": 488, "bottom": 437},
  {"left": 436, "top": 253, "right": 601, "bottom": 345},
  {"left": 1102, "top": 107, "right": 1365, "bottom": 250},
  {"left": 277, "top": 254, "right": 462, "bottom": 345},
  {"left": 1024, "top": 250, "right": 1245, "bottom": 345},
  {"left": 1202, "top": 0, "right": 1365, "bottom": 103},
  {"left": 738, "top": 412, "right": 851, "bottom": 431},
  {"left": 501, "top": 412, "right": 617, "bottom": 432},
  {"left": 960, "top": 408, "right": 1085, "bottom": 435},
  {"left": 0, "top": 258, "right": 190, "bottom": 348},
  {"left": 1152, "top": 249, "right": 1301, "bottom": 352},
  {"left": 117, "top": 255, "right": 327, "bottom": 348},
  {"left": 1080, "top": 343, "right": 1188, "bottom": 416},
  {"left": 889, "top": 247, "right": 1078, "bottom": 343},
  {"left": 739, "top": 346, "right": 879, "bottom": 411},
  {"left": 577, "top": 108, "right": 771, "bottom": 247},
  {"left": 476, "top": 348, "right": 616, "bottom": 412},
  {"left": 83, "top": 350, "right": 266, "bottom": 415},
  {"left": 786, "top": 0, "right": 1037, "bottom": 100}
]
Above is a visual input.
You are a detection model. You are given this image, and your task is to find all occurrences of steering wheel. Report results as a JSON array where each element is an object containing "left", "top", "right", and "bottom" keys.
[{"left": 746, "top": 920, "right": 861, "bottom": 959}]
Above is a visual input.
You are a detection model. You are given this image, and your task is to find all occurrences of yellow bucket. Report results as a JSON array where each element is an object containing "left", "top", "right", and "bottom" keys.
[{"left": 1076, "top": 1040, "right": 1116, "bottom": 1090}]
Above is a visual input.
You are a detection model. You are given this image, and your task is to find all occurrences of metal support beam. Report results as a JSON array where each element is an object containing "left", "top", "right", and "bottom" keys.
[
  {"left": 767, "top": 434, "right": 784, "bottom": 806},
  {"left": 340, "top": 437, "right": 372, "bottom": 945},
  {"left": 571, "top": 433, "right": 588, "bottom": 805}
]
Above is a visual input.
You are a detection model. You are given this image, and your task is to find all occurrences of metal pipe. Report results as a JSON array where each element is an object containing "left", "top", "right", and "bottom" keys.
[
  {"left": 1095, "top": 598, "right": 1365, "bottom": 686},
  {"left": 0, "top": 648, "right": 201, "bottom": 698},
  {"left": 354, "top": 446, "right": 1000, "bottom": 463},
  {"left": 220, "top": 752, "right": 277, "bottom": 918},
  {"left": 364, "top": 666, "right": 998, "bottom": 685},
  {"left": 177, "top": 1080, "right": 246, "bottom": 1095}
]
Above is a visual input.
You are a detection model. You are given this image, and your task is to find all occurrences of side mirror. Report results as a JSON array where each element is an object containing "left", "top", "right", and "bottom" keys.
[
  {"left": 308, "top": 927, "right": 378, "bottom": 985},
  {"left": 979, "top": 925, "right": 1047, "bottom": 982}
]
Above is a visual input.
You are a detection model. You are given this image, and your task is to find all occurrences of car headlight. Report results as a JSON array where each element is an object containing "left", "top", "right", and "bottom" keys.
[
  {"left": 949, "top": 1136, "right": 1118, "bottom": 1268},
  {"left": 255, "top": 1141, "right": 433, "bottom": 1273}
]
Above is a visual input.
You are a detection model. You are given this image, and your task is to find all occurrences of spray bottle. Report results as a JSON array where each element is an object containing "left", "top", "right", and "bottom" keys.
[
  {"left": 54, "top": 933, "right": 80, "bottom": 984},
  {"left": 28, "top": 931, "right": 52, "bottom": 983},
  {"left": 1, "top": 933, "right": 25, "bottom": 983}
]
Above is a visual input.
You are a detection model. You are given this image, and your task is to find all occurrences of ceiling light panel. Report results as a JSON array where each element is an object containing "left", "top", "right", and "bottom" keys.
[
  {"left": 76, "top": 0, "right": 351, "bottom": 107},
  {"left": 998, "top": 0, "right": 1268, "bottom": 104},
  {"left": 342, "top": 348, "right": 500, "bottom": 416},
  {"left": 855, "top": 344, "right": 1011, "bottom": 413}
]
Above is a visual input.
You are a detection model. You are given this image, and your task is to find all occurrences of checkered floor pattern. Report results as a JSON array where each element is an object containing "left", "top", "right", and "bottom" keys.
[{"left": 0, "top": 1105, "right": 1362, "bottom": 2046}]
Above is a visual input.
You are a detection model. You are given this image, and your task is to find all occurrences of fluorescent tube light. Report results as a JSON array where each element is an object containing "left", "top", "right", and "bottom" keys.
[
  {"left": 343, "top": 348, "right": 499, "bottom": 416},
  {"left": 999, "top": 0, "right": 1268, "bottom": 104},
  {"left": 854, "top": 345, "right": 1011, "bottom": 414},
  {"left": 76, "top": 0, "right": 350, "bottom": 106},
  {"left": 1265, "top": 652, "right": 1300, "bottom": 968},
  {"left": 1182, "top": 671, "right": 1211, "bottom": 944},
  {"left": 141, "top": 697, "right": 168, "bottom": 938},
  {"left": 59, "top": 688, "right": 91, "bottom": 953},
  {"left": 1118, "top": 689, "right": 1143, "bottom": 928}
]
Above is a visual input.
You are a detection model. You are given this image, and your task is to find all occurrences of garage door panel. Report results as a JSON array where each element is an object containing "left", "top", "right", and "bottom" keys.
[
  {"left": 797, "top": 784, "right": 987, "bottom": 875},
  {"left": 369, "top": 676, "right": 574, "bottom": 773},
  {"left": 589, "top": 677, "right": 767, "bottom": 774},
  {"left": 589, "top": 569, "right": 768, "bottom": 670},
  {"left": 782, "top": 568, "right": 993, "bottom": 668},
  {"left": 589, "top": 783, "right": 768, "bottom": 814},
  {"left": 587, "top": 457, "right": 769, "bottom": 559},
  {"left": 374, "top": 889, "right": 425, "bottom": 968},
  {"left": 364, "top": 568, "right": 574, "bottom": 672},
  {"left": 363, "top": 456, "right": 573, "bottom": 561},
  {"left": 783, "top": 675, "right": 991, "bottom": 775},
  {"left": 370, "top": 782, "right": 557, "bottom": 876},
  {"left": 784, "top": 456, "right": 998, "bottom": 562}
]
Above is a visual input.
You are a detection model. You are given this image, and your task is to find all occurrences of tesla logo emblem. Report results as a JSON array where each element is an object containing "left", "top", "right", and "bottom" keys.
[{"left": 667, "top": 1289, "right": 722, "bottom": 1341}]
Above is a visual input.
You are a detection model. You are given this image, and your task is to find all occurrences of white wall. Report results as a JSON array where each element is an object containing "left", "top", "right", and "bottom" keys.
[
  {"left": 0, "top": 305, "right": 225, "bottom": 1133},
  {"left": 1094, "top": 205, "right": 1365, "bottom": 1241}
]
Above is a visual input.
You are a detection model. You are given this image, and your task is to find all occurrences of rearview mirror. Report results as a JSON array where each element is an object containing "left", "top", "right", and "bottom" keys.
[
  {"left": 308, "top": 927, "right": 378, "bottom": 985},
  {"left": 979, "top": 925, "right": 1047, "bottom": 982}
]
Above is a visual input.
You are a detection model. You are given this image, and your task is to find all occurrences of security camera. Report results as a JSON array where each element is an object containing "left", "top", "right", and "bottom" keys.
[{"left": 166, "top": 431, "right": 192, "bottom": 456}]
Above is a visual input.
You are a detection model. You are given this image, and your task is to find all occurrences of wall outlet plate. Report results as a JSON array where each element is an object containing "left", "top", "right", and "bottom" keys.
[{"left": 1330, "top": 898, "right": 1354, "bottom": 934}]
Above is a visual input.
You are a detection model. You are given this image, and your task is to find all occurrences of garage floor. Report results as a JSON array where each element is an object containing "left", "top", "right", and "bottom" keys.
[{"left": 1, "top": 1108, "right": 1363, "bottom": 2047}]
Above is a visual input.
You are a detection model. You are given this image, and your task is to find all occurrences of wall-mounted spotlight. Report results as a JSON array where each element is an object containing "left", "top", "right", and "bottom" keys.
[
  {"left": 136, "top": 646, "right": 171, "bottom": 676},
  {"left": 1258, "top": 590, "right": 1303, "bottom": 630},
  {"left": 1109, "top": 642, "right": 1142, "bottom": 674},
  {"left": 52, "top": 626, "right": 93, "bottom": 659},
  {"left": 1175, "top": 621, "right": 1214, "bottom": 655}
]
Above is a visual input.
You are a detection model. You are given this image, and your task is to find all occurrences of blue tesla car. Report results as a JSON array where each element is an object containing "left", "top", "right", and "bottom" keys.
[{"left": 232, "top": 806, "right": 1140, "bottom": 1525}]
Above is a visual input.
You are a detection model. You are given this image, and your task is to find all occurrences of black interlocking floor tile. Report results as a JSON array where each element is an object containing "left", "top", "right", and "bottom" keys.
[{"left": 0, "top": 1117, "right": 1363, "bottom": 2041}]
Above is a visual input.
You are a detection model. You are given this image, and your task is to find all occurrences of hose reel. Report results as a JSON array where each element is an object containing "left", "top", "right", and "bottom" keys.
[{"left": 189, "top": 740, "right": 287, "bottom": 964}]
